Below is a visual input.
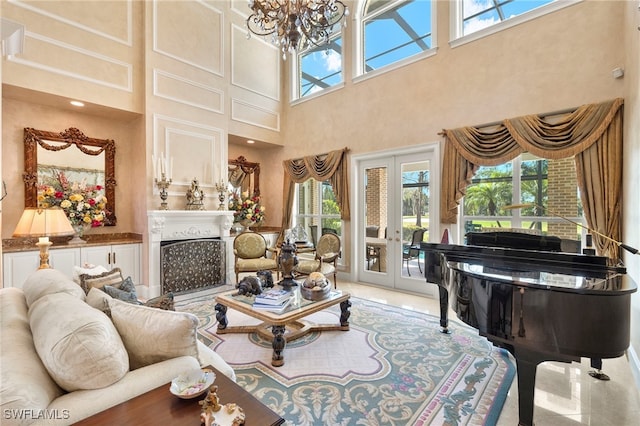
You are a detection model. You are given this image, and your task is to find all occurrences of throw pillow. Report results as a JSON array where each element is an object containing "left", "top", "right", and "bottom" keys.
[
  {"left": 144, "top": 292, "right": 174, "bottom": 311},
  {"left": 22, "top": 269, "right": 86, "bottom": 308},
  {"left": 72, "top": 264, "right": 109, "bottom": 285},
  {"left": 28, "top": 293, "right": 129, "bottom": 392},
  {"left": 107, "top": 297, "right": 199, "bottom": 370},
  {"left": 79, "top": 268, "right": 124, "bottom": 294},
  {"left": 102, "top": 276, "right": 139, "bottom": 304}
]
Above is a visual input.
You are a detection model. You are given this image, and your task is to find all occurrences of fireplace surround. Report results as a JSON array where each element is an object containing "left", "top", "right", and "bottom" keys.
[{"left": 147, "top": 210, "right": 234, "bottom": 298}]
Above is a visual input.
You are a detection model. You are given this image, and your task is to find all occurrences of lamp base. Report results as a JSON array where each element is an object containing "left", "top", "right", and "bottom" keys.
[{"left": 36, "top": 241, "right": 53, "bottom": 269}]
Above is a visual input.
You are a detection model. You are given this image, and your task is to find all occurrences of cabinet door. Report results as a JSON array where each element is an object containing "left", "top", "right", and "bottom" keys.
[
  {"left": 80, "top": 244, "right": 141, "bottom": 285},
  {"left": 81, "top": 245, "right": 112, "bottom": 270},
  {"left": 111, "top": 244, "right": 141, "bottom": 284},
  {"left": 3, "top": 252, "right": 39, "bottom": 288},
  {"left": 2, "top": 248, "right": 81, "bottom": 288},
  {"left": 49, "top": 248, "right": 81, "bottom": 279}
]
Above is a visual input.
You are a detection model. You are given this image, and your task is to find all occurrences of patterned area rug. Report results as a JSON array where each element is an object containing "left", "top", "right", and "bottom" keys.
[{"left": 178, "top": 295, "right": 515, "bottom": 426}]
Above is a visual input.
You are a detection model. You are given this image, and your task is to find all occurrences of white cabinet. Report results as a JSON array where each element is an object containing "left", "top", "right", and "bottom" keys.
[
  {"left": 2, "top": 248, "right": 80, "bottom": 288},
  {"left": 2, "top": 243, "right": 141, "bottom": 288},
  {"left": 81, "top": 244, "right": 141, "bottom": 284}
]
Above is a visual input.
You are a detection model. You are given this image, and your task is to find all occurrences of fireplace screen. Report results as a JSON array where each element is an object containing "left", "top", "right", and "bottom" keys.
[{"left": 160, "top": 238, "right": 225, "bottom": 293}]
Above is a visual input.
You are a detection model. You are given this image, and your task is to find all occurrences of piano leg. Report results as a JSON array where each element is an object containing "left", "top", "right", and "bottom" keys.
[
  {"left": 438, "top": 285, "right": 450, "bottom": 334},
  {"left": 588, "top": 358, "right": 610, "bottom": 381},
  {"left": 513, "top": 348, "right": 543, "bottom": 426}
]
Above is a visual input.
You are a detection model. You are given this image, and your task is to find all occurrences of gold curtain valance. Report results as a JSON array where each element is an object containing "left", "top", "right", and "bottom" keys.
[
  {"left": 441, "top": 98, "right": 624, "bottom": 260},
  {"left": 280, "top": 148, "right": 351, "bottom": 244}
]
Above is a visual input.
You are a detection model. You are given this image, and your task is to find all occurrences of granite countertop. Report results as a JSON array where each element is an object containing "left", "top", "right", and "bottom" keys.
[{"left": 2, "top": 233, "right": 143, "bottom": 253}]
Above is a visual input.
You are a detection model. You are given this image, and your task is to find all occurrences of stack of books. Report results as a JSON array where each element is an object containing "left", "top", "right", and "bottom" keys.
[{"left": 253, "top": 288, "right": 292, "bottom": 313}]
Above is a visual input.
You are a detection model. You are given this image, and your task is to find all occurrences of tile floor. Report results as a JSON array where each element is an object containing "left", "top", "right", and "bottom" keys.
[{"left": 337, "top": 281, "right": 640, "bottom": 426}]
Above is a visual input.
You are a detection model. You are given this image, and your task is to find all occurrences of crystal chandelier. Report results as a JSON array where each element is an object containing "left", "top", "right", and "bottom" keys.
[{"left": 247, "top": 0, "right": 349, "bottom": 59}]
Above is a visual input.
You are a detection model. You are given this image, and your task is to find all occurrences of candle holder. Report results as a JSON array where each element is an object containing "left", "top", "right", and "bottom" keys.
[
  {"left": 214, "top": 180, "right": 227, "bottom": 211},
  {"left": 155, "top": 173, "right": 172, "bottom": 210}
]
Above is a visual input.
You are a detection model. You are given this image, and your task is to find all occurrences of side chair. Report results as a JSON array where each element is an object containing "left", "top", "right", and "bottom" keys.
[
  {"left": 233, "top": 231, "right": 280, "bottom": 282},
  {"left": 294, "top": 232, "right": 341, "bottom": 288}
]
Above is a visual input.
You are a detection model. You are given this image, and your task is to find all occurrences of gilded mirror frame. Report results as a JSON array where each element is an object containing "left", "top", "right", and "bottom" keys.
[
  {"left": 23, "top": 127, "right": 117, "bottom": 225},
  {"left": 228, "top": 156, "right": 260, "bottom": 196}
]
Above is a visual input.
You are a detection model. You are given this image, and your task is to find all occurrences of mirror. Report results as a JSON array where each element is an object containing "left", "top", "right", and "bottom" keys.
[
  {"left": 228, "top": 156, "right": 260, "bottom": 196},
  {"left": 23, "top": 127, "right": 117, "bottom": 225}
]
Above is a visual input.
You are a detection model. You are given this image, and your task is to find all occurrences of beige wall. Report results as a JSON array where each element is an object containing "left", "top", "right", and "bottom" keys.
[
  {"left": 1, "top": 98, "right": 144, "bottom": 236},
  {"left": 622, "top": 0, "right": 640, "bottom": 382}
]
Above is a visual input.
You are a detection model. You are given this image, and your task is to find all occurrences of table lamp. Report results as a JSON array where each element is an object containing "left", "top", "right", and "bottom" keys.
[{"left": 13, "top": 207, "right": 75, "bottom": 269}]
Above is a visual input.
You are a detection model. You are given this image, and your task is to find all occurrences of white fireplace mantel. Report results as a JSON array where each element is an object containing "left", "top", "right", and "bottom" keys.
[{"left": 147, "top": 210, "right": 235, "bottom": 298}]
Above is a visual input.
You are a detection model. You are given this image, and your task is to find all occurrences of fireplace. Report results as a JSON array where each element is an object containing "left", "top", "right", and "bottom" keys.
[
  {"left": 147, "top": 210, "right": 235, "bottom": 298},
  {"left": 160, "top": 238, "right": 225, "bottom": 293}
]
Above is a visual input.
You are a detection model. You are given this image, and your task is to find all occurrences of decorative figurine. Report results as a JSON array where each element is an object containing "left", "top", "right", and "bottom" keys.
[
  {"left": 235, "top": 275, "right": 263, "bottom": 296},
  {"left": 278, "top": 239, "right": 298, "bottom": 288},
  {"left": 257, "top": 270, "right": 274, "bottom": 288},
  {"left": 214, "top": 180, "right": 227, "bottom": 211},
  {"left": 186, "top": 178, "right": 205, "bottom": 210},
  {"left": 199, "top": 385, "right": 221, "bottom": 426},
  {"left": 155, "top": 172, "right": 172, "bottom": 210},
  {"left": 199, "top": 384, "right": 245, "bottom": 426}
]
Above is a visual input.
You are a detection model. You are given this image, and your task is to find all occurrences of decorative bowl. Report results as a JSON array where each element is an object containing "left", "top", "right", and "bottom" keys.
[
  {"left": 301, "top": 273, "right": 331, "bottom": 301},
  {"left": 170, "top": 368, "right": 215, "bottom": 399}
]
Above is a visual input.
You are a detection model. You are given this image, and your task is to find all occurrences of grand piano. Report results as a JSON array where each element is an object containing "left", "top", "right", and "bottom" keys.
[{"left": 420, "top": 231, "right": 637, "bottom": 426}]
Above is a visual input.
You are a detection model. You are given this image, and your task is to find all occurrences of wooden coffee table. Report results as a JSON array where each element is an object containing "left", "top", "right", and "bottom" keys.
[
  {"left": 215, "top": 285, "right": 351, "bottom": 366},
  {"left": 73, "top": 365, "right": 284, "bottom": 425}
]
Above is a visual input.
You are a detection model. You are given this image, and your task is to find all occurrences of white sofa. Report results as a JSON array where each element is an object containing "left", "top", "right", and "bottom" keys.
[{"left": 0, "top": 269, "right": 235, "bottom": 425}]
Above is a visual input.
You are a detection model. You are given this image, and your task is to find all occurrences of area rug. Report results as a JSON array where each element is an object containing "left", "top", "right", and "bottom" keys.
[{"left": 178, "top": 295, "right": 516, "bottom": 426}]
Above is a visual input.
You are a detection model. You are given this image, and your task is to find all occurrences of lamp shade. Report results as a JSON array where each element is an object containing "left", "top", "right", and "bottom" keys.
[{"left": 13, "top": 207, "right": 74, "bottom": 237}]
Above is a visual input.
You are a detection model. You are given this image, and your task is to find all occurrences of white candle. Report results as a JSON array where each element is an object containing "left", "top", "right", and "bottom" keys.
[
  {"left": 38, "top": 237, "right": 49, "bottom": 244},
  {"left": 160, "top": 152, "right": 166, "bottom": 175}
]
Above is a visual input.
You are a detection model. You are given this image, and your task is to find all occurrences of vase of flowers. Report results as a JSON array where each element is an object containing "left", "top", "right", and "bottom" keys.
[
  {"left": 228, "top": 191, "right": 265, "bottom": 232},
  {"left": 37, "top": 170, "right": 108, "bottom": 243}
]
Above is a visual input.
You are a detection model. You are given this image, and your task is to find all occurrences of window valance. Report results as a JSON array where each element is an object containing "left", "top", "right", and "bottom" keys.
[{"left": 280, "top": 148, "right": 351, "bottom": 241}]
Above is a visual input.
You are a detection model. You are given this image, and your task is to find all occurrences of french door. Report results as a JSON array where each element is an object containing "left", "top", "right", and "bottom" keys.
[{"left": 355, "top": 145, "right": 439, "bottom": 296}]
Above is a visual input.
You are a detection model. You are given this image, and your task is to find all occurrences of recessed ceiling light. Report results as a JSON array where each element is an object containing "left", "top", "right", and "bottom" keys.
[
  {"left": 247, "top": 140, "right": 255, "bottom": 144},
  {"left": 70, "top": 101, "right": 84, "bottom": 107}
]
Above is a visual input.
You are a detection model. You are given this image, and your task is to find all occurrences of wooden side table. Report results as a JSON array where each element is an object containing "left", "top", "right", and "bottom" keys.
[{"left": 73, "top": 366, "right": 284, "bottom": 425}]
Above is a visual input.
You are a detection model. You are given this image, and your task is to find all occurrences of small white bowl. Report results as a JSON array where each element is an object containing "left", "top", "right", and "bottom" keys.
[{"left": 170, "top": 368, "right": 216, "bottom": 399}]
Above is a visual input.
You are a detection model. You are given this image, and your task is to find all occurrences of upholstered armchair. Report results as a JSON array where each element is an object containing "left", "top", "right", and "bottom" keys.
[
  {"left": 233, "top": 231, "right": 279, "bottom": 282},
  {"left": 294, "top": 232, "right": 341, "bottom": 288}
]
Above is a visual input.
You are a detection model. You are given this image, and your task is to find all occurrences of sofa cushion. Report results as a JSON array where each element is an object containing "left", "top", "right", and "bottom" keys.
[
  {"left": 107, "top": 297, "right": 200, "bottom": 370},
  {"left": 22, "top": 268, "right": 86, "bottom": 308},
  {"left": 103, "top": 276, "right": 139, "bottom": 303},
  {"left": 79, "top": 268, "right": 124, "bottom": 294},
  {"left": 72, "top": 264, "right": 109, "bottom": 285},
  {"left": 0, "top": 287, "right": 64, "bottom": 421},
  {"left": 29, "top": 293, "right": 129, "bottom": 392}
]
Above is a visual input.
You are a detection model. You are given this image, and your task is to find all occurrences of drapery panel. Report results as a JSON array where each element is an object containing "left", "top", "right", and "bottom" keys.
[
  {"left": 441, "top": 98, "right": 624, "bottom": 259},
  {"left": 280, "top": 148, "right": 350, "bottom": 243}
]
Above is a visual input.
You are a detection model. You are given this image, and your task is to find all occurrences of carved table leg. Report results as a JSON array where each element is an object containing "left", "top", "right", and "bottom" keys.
[
  {"left": 271, "top": 325, "right": 286, "bottom": 367},
  {"left": 215, "top": 303, "right": 228, "bottom": 330},
  {"left": 340, "top": 299, "right": 351, "bottom": 327}
]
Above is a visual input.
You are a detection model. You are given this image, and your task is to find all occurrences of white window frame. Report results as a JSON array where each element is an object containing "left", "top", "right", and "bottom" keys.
[
  {"left": 290, "top": 32, "right": 346, "bottom": 104},
  {"left": 449, "top": 0, "right": 582, "bottom": 49},
  {"left": 293, "top": 180, "right": 343, "bottom": 253},
  {"left": 353, "top": 0, "right": 438, "bottom": 84}
]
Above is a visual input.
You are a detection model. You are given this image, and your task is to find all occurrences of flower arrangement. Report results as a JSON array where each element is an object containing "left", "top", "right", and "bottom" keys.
[
  {"left": 37, "top": 170, "right": 108, "bottom": 228},
  {"left": 228, "top": 191, "right": 265, "bottom": 223}
]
